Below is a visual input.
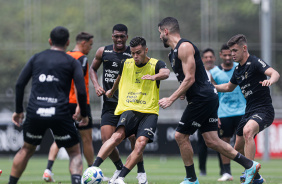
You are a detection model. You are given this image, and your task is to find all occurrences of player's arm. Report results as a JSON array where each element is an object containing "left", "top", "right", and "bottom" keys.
[
  {"left": 105, "top": 75, "right": 121, "bottom": 98},
  {"left": 215, "top": 81, "right": 237, "bottom": 92},
  {"left": 13, "top": 57, "right": 33, "bottom": 126},
  {"left": 141, "top": 60, "right": 170, "bottom": 81},
  {"left": 159, "top": 42, "right": 196, "bottom": 109},
  {"left": 260, "top": 67, "right": 280, "bottom": 86},
  {"left": 89, "top": 47, "right": 105, "bottom": 97}
]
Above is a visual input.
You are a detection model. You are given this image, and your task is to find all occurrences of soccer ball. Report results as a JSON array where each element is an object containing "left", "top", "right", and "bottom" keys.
[{"left": 81, "top": 166, "right": 104, "bottom": 184}]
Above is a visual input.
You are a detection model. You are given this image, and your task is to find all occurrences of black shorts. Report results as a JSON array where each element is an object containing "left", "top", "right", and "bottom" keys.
[
  {"left": 101, "top": 101, "right": 120, "bottom": 127},
  {"left": 69, "top": 103, "right": 93, "bottom": 130},
  {"left": 236, "top": 107, "right": 274, "bottom": 136},
  {"left": 23, "top": 116, "right": 80, "bottom": 148},
  {"left": 117, "top": 110, "right": 158, "bottom": 143},
  {"left": 218, "top": 115, "right": 243, "bottom": 138},
  {"left": 176, "top": 98, "right": 219, "bottom": 135}
]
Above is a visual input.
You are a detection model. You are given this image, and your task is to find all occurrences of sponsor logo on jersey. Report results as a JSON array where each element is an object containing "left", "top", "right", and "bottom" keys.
[
  {"left": 54, "top": 134, "right": 71, "bottom": 140},
  {"left": 104, "top": 50, "right": 113, "bottom": 53},
  {"left": 245, "top": 72, "right": 248, "bottom": 79},
  {"left": 37, "top": 97, "right": 58, "bottom": 103},
  {"left": 112, "top": 62, "right": 118, "bottom": 67},
  {"left": 246, "top": 62, "right": 251, "bottom": 65},
  {"left": 123, "top": 52, "right": 131, "bottom": 57},
  {"left": 252, "top": 114, "right": 262, "bottom": 120},
  {"left": 144, "top": 128, "right": 155, "bottom": 136},
  {"left": 36, "top": 107, "right": 55, "bottom": 117},
  {"left": 121, "top": 118, "right": 126, "bottom": 123},
  {"left": 135, "top": 78, "right": 141, "bottom": 83},
  {"left": 39, "top": 74, "right": 59, "bottom": 82},
  {"left": 209, "top": 118, "right": 218, "bottom": 123}
]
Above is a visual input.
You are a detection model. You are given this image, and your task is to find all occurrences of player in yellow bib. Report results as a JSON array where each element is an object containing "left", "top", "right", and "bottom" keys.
[{"left": 91, "top": 36, "right": 170, "bottom": 184}]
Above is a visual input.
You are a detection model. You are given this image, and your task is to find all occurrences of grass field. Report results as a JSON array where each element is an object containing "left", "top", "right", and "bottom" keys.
[{"left": 0, "top": 155, "right": 282, "bottom": 184}]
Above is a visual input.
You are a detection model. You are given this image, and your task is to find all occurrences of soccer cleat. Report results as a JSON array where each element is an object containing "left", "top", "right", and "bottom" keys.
[
  {"left": 240, "top": 173, "right": 265, "bottom": 184},
  {"left": 102, "top": 176, "right": 110, "bottom": 182},
  {"left": 108, "top": 170, "right": 121, "bottom": 184},
  {"left": 43, "top": 169, "right": 55, "bottom": 182},
  {"left": 217, "top": 173, "right": 233, "bottom": 181},
  {"left": 136, "top": 172, "right": 148, "bottom": 184},
  {"left": 180, "top": 178, "right": 200, "bottom": 184},
  {"left": 113, "top": 177, "right": 126, "bottom": 184},
  {"left": 244, "top": 161, "right": 261, "bottom": 184}
]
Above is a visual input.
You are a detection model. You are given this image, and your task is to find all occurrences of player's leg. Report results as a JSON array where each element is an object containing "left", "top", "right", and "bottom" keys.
[
  {"left": 197, "top": 130, "right": 207, "bottom": 176},
  {"left": 242, "top": 119, "right": 259, "bottom": 159},
  {"left": 234, "top": 135, "right": 245, "bottom": 154},
  {"left": 43, "top": 142, "right": 58, "bottom": 182},
  {"left": 9, "top": 142, "right": 37, "bottom": 184},
  {"left": 79, "top": 129, "right": 94, "bottom": 166}
]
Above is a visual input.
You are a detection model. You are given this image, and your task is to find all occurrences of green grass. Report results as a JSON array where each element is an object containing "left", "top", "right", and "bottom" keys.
[{"left": 0, "top": 155, "right": 282, "bottom": 184}]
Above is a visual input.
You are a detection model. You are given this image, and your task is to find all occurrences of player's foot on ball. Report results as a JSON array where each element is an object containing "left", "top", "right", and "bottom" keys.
[{"left": 43, "top": 169, "right": 55, "bottom": 182}]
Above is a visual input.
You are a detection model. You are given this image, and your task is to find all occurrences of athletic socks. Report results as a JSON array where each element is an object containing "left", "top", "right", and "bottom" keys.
[
  {"left": 47, "top": 160, "right": 54, "bottom": 171},
  {"left": 137, "top": 161, "right": 145, "bottom": 173},
  {"left": 114, "top": 159, "right": 123, "bottom": 170},
  {"left": 185, "top": 164, "right": 197, "bottom": 182},
  {"left": 8, "top": 175, "right": 19, "bottom": 184},
  {"left": 92, "top": 157, "right": 104, "bottom": 167},
  {"left": 233, "top": 153, "right": 253, "bottom": 169},
  {"left": 71, "top": 174, "right": 81, "bottom": 184},
  {"left": 119, "top": 166, "right": 131, "bottom": 178},
  {"left": 223, "top": 163, "right": 231, "bottom": 175}
]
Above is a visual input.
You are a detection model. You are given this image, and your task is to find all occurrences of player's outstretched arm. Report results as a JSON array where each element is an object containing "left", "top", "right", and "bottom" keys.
[
  {"left": 260, "top": 67, "right": 280, "bottom": 86},
  {"left": 141, "top": 68, "right": 170, "bottom": 81},
  {"left": 90, "top": 47, "right": 105, "bottom": 97},
  {"left": 215, "top": 81, "right": 237, "bottom": 92}
]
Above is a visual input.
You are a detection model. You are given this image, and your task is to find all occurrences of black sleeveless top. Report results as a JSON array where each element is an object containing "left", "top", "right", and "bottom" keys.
[
  {"left": 101, "top": 45, "right": 131, "bottom": 102},
  {"left": 168, "top": 39, "right": 218, "bottom": 102}
]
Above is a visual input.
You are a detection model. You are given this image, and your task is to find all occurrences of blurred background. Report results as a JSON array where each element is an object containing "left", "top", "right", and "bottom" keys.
[{"left": 0, "top": 0, "right": 281, "bottom": 157}]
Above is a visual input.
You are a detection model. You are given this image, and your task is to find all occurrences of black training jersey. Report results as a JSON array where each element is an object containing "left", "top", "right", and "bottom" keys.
[
  {"left": 230, "top": 55, "right": 272, "bottom": 113},
  {"left": 169, "top": 38, "right": 218, "bottom": 102},
  {"left": 15, "top": 49, "right": 87, "bottom": 118},
  {"left": 101, "top": 45, "right": 131, "bottom": 103}
]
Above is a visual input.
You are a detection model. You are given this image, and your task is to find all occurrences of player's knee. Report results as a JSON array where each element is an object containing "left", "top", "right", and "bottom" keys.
[
  {"left": 135, "top": 140, "right": 147, "bottom": 154},
  {"left": 205, "top": 139, "right": 217, "bottom": 149},
  {"left": 174, "top": 132, "right": 184, "bottom": 143},
  {"left": 111, "top": 132, "right": 124, "bottom": 144},
  {"left": 243, "top": 128, "right": 254, "bottom": 140}
]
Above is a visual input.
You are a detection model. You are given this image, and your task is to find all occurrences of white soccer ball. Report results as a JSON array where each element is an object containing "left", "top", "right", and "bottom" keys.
[{"left": 81, "top": 166, "right": 104, "bottom": 184}]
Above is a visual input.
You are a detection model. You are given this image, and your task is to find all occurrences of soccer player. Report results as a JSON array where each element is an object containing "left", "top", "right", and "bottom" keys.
[
  {"left": 9, "top": 26, "right": 88, "bottom": 184},
  {"left": 215, "top": 34, "right": 280, "bottom": 183},
  {"left": 90, "top": 24, "right": 148, "bottom": 184},
  {"left": 91, "top": 36, "right": 170, "bottom": 184},
  {"left": 43, "top": 32, "right": 94, "bottom": 182},
  {"left": 209, "top": 44, "right": 246, "bottom": 181},
  {"left": 158, "top": 17, "right": 262, "bottom": 184}
]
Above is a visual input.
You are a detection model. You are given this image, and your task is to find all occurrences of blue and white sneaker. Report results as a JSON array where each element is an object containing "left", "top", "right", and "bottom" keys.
[
  {"left": 180, "top": 178, "right": 199, "bottom": 184},
  {"left": 244, "top": 161, "right": 261, "bottom": 184},
  {"left": 240, "top": 172, "right": 265, "bottom": 184}
]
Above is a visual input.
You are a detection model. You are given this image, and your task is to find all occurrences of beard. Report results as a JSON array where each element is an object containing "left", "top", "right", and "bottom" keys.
[{"left": 162, "top": 37, "right": 169, "bottom": 48}]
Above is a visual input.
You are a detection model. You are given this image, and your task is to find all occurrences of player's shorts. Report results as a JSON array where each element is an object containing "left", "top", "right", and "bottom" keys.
[
  {"left": 23, "top": 116, "right": 79, "bottom": 148},
  {"left": 116, "top": 110, "right": 158, "bottom": 143},
  {"left": 101, "top": 101, "right": 120, "bottom": 127},
  {"left": 176, "top": 98, "right": 219, "bottom": 135},
  {"left": 236, "top": 106, "right": 274, "bottom": 136},
  {"left": 218, "top": 115, "right": 243, "bottom": 138},
  {"left": 69, "top": 103, "right": 93, "bottom": 130}
]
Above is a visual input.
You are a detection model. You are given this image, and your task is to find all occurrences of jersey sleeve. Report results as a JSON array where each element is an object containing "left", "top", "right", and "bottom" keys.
[
  {"left": 72, "top": 59, "right": 87, "bottom": 117},
  {"left": 254, "top": 58, "right": 270, "bottom": 74},
  {"left": 77, "top": 55, "right": 88, "bottom": 76},
  {"left": 118, "top": 59, "right": 126, "bottom": 76},
  {"left": 230, "top": 70, "right": 238, "bottom": 85},
  {"left": 15, "top": 55, "right": 34, "bottom": 113},
  {"left": 155, "top": 60, "right": 167, "bottom": 74}
]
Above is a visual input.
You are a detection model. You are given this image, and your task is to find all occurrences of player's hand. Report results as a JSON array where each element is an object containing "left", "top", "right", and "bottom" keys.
[
  {"left": 72, "top": 105, "right": 81, "bottom": 120},
  {"left": 218, "top": 118, "right": 221, "bottom": 128},
  {"left": 12, "top": 112, "right": 24, "bottom": 127},
  {"left": 141, "top": 74, "right": 155, "bottom": 81},
  {"left": 159, "top": 97, "right": 173, "bottom": 109},
  {"left": 259, "top": 80, "right": 272, "bottom": 86},
  {"left": 179, "top": 93, "right": 186, "bottom": 100},
  {"left": 78, "top": 116, "right": 89, "bottom": 127},
  {"left": 106, "top": 90, "right": 114, "bottom": 98},
  {"left": 95, "top": 86, "right": 105, "bottom": 97}
]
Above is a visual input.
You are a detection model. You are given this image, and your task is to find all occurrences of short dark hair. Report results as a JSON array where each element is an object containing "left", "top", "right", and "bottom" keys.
[
  {"left": 220, "top": 43, "right": 229, "bottom": 51},
  {"left": 227, "top": 34, "right": 247, "bottom": 47},
  {"left": 76, "top": 32, "right": 94, "bottom": 43},
  {"left": 202, "top": 48, "right": 215, "bottom": 57},
  {"left": 130, "top": 36, "right": 146, "bottom": 48},
  {"left": 50, "top": 26, "right": 69, "bottom": 47},
  {"left": 112, "top": 24, "right": 128, "bottom": 34},
  {"left": 158, "top": 17, "right": 180, "bottom": 34}
]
